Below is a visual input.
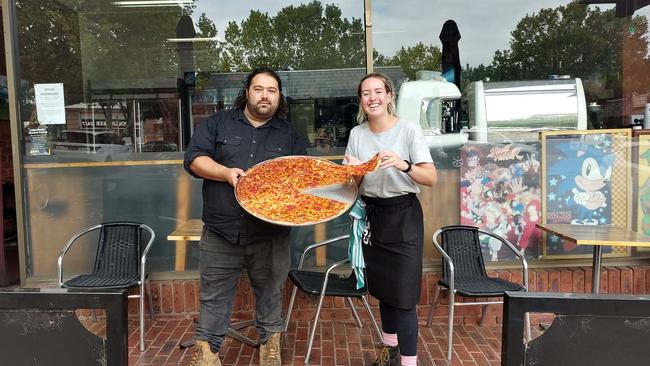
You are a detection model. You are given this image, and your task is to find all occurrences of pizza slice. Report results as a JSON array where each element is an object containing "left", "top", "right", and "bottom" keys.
[{"left": 341, "top": 154, "right": 381, "bottom": 176}]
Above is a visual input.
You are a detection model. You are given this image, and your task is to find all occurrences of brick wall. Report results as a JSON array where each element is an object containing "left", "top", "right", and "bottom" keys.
[
  {"left": 0, "top": 121, "right": 12, "bottom": 183},
  {"left": 142, "top": 266, "right": 650, "bottom": 325}
]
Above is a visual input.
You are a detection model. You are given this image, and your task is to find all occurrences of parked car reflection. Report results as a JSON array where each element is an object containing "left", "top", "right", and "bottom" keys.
[
  {"left": 51, "top": 130, "right": 131, "bottom": 155},
  {"left": 142, "top": 141, "right": 178, "bottom": 152}
]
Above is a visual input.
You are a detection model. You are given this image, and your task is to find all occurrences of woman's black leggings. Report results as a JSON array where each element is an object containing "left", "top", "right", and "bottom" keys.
[{"left": 379, "top": 301, "right": 418, "bottom": 356}]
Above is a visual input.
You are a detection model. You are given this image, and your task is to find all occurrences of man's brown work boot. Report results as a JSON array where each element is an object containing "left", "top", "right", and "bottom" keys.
[
  {"left": 189, "top": 340, "right": 222, "bottom": 366},
  {"left": 259, "top": 332, "right": 281, "bottom": 366}
]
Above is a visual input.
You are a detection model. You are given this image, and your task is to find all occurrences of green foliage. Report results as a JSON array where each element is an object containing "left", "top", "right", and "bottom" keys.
[
  {"left": 78, "top": 5, "right": 180, "bottom": 84},
  {"left": 18, "top": 0, "right": 648, "bottom": 111},
  {"left": 220, "top": 1, "right": 365, "bottom": 71},
  {"left": 16, "top": 0, "right": 84, "bottom": 116},
  {"left": 480, "top": 2, "right": 649, "bottom": 100},
  {"left": 462, "top": 63, "right": 496, "bottom": 90},
  {"left": 376, "top": 42, "right": 442, "bottom": 80},
  {"left": 194, "top": 13, "right": 223, "bottom": 73}
]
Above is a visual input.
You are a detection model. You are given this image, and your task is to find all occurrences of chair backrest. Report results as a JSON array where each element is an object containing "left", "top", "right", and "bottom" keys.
[
  {"left": 92, "top": 222, "right": 144, "bottom": 277},
  {"left": 438, "top": 225, "right": 488, "bottom": 281}
]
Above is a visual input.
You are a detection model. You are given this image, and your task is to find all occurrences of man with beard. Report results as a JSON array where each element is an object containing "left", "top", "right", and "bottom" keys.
[{"left": 184, "top": 67, "right": 307, "bottom": 366}]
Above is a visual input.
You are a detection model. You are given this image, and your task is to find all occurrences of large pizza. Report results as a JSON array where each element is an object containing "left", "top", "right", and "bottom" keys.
[{"left": 235, "top": 155, "right": 380, "bottom": 226}]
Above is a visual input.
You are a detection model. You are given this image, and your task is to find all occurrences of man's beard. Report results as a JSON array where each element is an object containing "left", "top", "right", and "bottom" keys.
[{"left": 248, "top": 101, "right": 276, "bottom": 119}]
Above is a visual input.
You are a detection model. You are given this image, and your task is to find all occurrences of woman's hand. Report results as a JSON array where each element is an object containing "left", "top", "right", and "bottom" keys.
[
  {"left": 378, "top": 150, "right": 409, "bottom": 171},
  {"left": 343, "top": 154, "right": 363, "bottom": 165},
  {"left": 377, "top": 150, "right": 438, "bottom": 186}
]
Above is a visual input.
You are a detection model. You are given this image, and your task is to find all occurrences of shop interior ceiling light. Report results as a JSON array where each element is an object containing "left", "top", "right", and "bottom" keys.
[
  {"left": 166, "top": 36, "right": 223, "bottom": 42},
  {"left": 113, "top": 0, "right": 194, "bottom": 7}
]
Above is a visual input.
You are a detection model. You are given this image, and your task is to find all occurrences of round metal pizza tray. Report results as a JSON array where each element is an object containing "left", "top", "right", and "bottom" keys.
[{"left": 234, "top": 155, "right": 358, "bottom": 227}]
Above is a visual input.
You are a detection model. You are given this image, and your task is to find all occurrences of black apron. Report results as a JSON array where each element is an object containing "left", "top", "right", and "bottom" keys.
[{"left": 361, "top": 193, "right": 424, "bottom": 309}]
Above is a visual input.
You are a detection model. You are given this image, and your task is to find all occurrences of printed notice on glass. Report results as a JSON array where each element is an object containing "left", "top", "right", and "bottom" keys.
[{"left": 35, "top": 83, "right": 65, "bottom": 125}]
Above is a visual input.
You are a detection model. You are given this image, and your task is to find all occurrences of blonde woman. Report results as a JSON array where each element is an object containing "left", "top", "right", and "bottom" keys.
[{"left": 345, "top": 73, "right": 437, "bottom": 366}]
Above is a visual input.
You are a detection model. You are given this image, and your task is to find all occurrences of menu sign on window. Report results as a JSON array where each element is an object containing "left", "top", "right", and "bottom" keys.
[
  {"left": 34, "top": 83, "right": 66, "bottom": 125},
  {"left": 27, "top": 127, "right": 49, "bottom": 156}
]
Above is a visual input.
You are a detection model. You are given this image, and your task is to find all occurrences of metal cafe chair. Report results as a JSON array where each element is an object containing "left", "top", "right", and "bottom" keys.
[
  {"left": 57, "top": 221, "right": 155, "bottom": 352},
  {"left": 425, "top": 225, "right": 531, "bottom": 364},
  {"left": 284, "top": 235, "right": 382, "bottom": 363}
]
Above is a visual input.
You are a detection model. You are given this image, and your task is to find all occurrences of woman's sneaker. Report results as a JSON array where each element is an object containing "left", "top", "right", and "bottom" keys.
[{"left": 372, "top": 343, "right": 400, "bottom": 366}]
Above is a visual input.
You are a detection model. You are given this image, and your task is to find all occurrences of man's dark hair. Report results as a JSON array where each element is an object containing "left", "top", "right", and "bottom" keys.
[{"left": 233, "top": 67, "right": 289, "bottom": 118}]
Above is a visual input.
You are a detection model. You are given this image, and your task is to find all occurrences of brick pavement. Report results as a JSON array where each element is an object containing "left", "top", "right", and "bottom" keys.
[{"left": 119, "top": 315, "right": 509, "bottom": 366}]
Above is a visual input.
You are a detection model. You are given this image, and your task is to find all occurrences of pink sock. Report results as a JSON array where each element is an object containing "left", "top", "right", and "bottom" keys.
[
  {"left": 382, "top": 331, "right": 398, "bottom": 347},
  {"left": 400, "top": 355, "right": 417, "bottom": 366}
]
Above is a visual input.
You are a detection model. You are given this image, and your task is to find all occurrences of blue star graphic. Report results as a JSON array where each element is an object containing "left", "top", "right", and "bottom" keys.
[
  {"left": 549, "top": 177, "right": 558, "bottom": 186},
  {"left": 548, "top": 192, "right": 556, "bottom": 201}
]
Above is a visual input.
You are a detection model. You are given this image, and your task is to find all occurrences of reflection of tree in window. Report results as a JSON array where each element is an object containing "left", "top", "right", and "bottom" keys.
[
  {"left": 215, "top": 2, "right": 365, "bottom": 72},
  {"left": 465, "top": 3, "right": 648, "bottom": 104},
  {"left": 17, "top": 1, "right": 84, "bottom": 122},
  {"left": 375, "top": 43, "right": 442, "bottom": 81}
]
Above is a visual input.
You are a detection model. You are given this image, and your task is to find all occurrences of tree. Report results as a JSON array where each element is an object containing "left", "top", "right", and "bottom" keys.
[
  {"left": 373, "top": 49, "right": 389, "bottom": 66},
  {"left": 462, "top": 63, "right": 496, "bottom": 89},
  {"left": 219, "top": 1, "right": 365, "bottom": 71},
  {"left": 193, "top": 13, "right": 223, "bottom": 73},
  {"left": 485, "top": 2, "right": 649, "bottom": 101},
  {"left": 76, "top": 3, "right": 181, "bottom": 134},
  {"left": 78, "top": 4, "right": 180, "bottom": 84},
  {"left": 377, "top": 42, "right": 442, "bottom": 80},
  {"left": 16, "top": 1, "right": 84, "bottom": 122},
  {"left": 620, "top": 17, "right": 650, "bottom": 96}
]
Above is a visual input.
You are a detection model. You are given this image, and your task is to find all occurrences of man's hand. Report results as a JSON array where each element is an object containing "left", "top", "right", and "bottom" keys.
[
  {"left": 189, "top": 156, "right": 246, "bottom": 185},
  {"left": 227, "top": 168, "right": 246, "bottom": 187}
]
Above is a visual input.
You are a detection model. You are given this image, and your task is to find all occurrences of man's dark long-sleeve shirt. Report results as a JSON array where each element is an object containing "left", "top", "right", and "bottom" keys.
[{"left": 184, "top": 109, "right": 307, "bottom": 245}]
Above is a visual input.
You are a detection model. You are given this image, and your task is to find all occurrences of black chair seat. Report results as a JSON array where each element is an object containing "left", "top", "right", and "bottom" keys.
[
  {"left": 288, "top": 270, "right": 366, "bottom": 298},
  {"left": 439, "top": 277, "right": 526, "bottom": 297},
  {"left": 63, "top": 274, "right": 140, "bottom": 289}
]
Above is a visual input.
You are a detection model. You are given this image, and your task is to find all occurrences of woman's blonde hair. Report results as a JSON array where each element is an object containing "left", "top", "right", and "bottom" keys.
[{"left": 356, "top": 72, "right": 398, "bottom": 124}]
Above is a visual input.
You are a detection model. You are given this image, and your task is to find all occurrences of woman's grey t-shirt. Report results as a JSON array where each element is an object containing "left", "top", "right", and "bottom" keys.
[{"left": 345, "top": 119, "right": 433, "bottom": 198}]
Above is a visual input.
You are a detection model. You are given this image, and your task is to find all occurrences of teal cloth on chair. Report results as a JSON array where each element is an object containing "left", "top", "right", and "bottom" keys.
[{"left": 348, "top": 198, "right": 368, "bottom": 289}]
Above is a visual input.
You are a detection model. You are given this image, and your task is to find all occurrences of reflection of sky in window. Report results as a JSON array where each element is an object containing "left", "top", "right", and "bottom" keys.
[
  {"left": 370, "top": 1, "right": 647, "bottom": 67},
  {"left": 187, "top": 1, "right": 649, "bottom": 69},
  {"left": 486, "top": 92, "right": 576, "bottom": 122}
]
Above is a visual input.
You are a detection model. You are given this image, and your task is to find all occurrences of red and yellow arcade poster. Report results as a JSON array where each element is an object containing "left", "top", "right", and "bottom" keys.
[{"left": 459, "top": 142, "right": 542, "bottom": 261}]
